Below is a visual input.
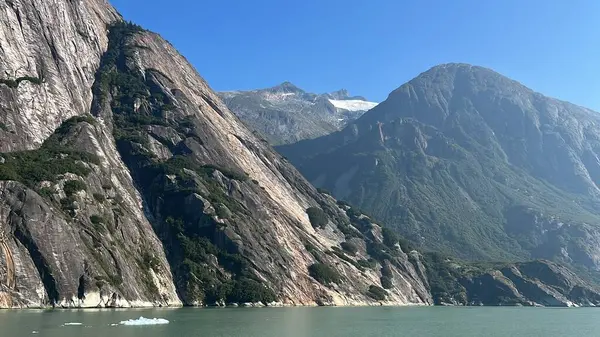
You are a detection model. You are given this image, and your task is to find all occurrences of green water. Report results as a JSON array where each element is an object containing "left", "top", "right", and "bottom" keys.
[{"left": 1, "top": 307, "right": 598, "bottom": 336}]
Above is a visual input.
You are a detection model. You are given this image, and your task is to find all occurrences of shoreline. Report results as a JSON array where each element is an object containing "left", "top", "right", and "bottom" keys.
[{"left": 0, "top": 302, "right": 589, "bottom": 310}]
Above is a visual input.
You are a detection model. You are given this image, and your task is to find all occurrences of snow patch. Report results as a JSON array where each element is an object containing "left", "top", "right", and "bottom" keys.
[
  {"left": 329, "top": 99, "right": 378, "bottom": 111},
  {"left": 118, "top": 317, "right": 170, "bottom": 326},
  {"left": 263, "top": 92, "right": 296, "bottom": 102}
]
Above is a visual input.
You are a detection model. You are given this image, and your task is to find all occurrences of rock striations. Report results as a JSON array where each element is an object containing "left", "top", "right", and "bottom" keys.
[
  {"left": 0, "top": 0, "right": 120, "bottom": 152},
  {"left": 0, "top": 0, "right": 427, "bottom": 308}
]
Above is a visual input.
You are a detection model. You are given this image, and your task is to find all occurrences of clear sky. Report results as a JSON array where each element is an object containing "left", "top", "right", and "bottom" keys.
[{"left": 110, "top": 0, "right": 600, "bottom": 110}]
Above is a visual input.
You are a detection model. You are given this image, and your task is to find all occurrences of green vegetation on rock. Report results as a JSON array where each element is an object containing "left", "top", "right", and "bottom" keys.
[
  {"left": 0, "top": 116, "right": 99, "bottom": 190},
  {"left": 380, "top": 276, "right": 393, "bottom": 289},
  {"left": 90, "top": 22, "right": 276, "bottom": 305},
  {"left": 421, "top": 252, "right": 468, "bottom": 304},
  {"left": 341, "top": 241, "right": 358, "bottom": 255},
  {"left": 0, "top": 75, "right": 43, "bottom": 89},
  {"left": 93, "top": 193, "right": 106, "bottom": 202},
  {"left": 308, "top": 263, "right": 341, "bottom": 286},
  {"left": 367, "top": 285, "right": 387, "bottom": 301},
  {"left": 306, "top": 207, "right": 328, "bottom": 228},
  {"left": 63, "top": 180, "right": 86, "bottom": 196},
  {"left": 90, "top": 215, "right": 105, "bottom": 226},
  {"left": 278, "top": 63, "right": 600, "bottom": 283}
]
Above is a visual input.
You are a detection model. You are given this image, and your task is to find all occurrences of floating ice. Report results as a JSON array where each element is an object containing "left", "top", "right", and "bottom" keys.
[
  {"left": 118, "top": 317, "right": 170, "bottom": 326},
  {"left": 62, "top": 323, "right": 83, "bottom": 326}
]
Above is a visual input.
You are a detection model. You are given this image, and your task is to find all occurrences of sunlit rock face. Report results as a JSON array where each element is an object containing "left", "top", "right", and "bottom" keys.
[{"left": 0, "top": 0, "right": 430, "bottom": 308}]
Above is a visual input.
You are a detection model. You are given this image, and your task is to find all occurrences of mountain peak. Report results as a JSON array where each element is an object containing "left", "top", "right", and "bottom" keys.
[
  {"left": 328, "top": 89, "right": 350, "bottom": 100},
  {"left": 421, "top": 63, "right": 499, "bottom": 77},
  {"left": 279, "top": 61, "right": 600, "bottom": 302},
  {"left": 219, "top": 83, "right": 373, "bottom": 144},
  {"left": 420, "top": 63, "right": 517, "bottom": 83},
  {"left": 270, "top": 81, "right": 304, "bottom": 94},
  {"left": 327, "top": 89, "right": 369, "bottom": 101},
  {"left": 430, "top": 62, "right": 475, "bottom": 69},
  {"left": 388, "top": 63, "right": 531, "bottom": 101}
]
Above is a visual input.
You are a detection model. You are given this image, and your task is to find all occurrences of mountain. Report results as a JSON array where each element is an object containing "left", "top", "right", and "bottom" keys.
[
  {"left": 0, "top": 0, "right": 433, "bottom": 308},
  {"left": 1, "top": 1, "right": 599, "bottom": 308},
  {"left": 0, "top": 0, "right": 180, "bottom": 309},
  {"left": 279, "top": 63, "right": 600, "bottom": 280},
  {"left": 218, "top": 83, "right": 378, "bottom": 145}
]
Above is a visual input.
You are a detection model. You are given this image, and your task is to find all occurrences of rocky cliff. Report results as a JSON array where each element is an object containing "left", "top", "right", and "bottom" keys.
[
  {"left": 0, "top": 0, "right": 179, "bottom": 308},
  {"left": 0, "top": 0, "right": 430, "bottom": 308},
  {"left": 219, "top": 83, "right": 377, "bottom": 145},
  {"left": 0, "top": 0, "right": 119, "bottom": 152},
  {"left": 88, "top": 22, "right": 431, "bottom": 307},
  {"left": 427, "top": 256, "right": 600, "bottom": 307}
]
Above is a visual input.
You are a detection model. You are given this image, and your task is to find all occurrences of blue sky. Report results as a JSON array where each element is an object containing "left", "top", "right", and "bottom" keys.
[{"left": 110, "top": 0, "right": 600, "bottom": 110}]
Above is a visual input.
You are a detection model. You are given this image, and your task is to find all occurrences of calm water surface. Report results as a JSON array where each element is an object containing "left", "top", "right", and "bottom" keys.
[{"left": 1, "top": 306, "right": 599, "bottom": 337}]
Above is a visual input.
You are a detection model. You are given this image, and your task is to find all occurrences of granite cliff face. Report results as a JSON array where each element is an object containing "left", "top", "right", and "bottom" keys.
[
  {"left": 89, "top": 23, "right": 431, "bottom": 307},
  {"left": 0, "top": 0, "right": 119, "bottom": 152},
  {"left": 0, "top": 0, "right": 430, "bottom": 308},
  {"left": 0, "top": 0, "right": 179, "bottom": 308},
  {"left": 0, "top": 120, "right": 181, "bottom": 308}
]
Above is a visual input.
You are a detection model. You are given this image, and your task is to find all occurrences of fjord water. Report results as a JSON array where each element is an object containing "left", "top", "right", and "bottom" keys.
[{"left": 1, "top": 307, "right": 599, "bottom": 337}]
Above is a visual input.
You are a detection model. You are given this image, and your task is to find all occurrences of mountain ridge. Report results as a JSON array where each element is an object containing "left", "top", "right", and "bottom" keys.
[
  {"left": 218, "top": 82, "right": 378, "bottom": 145},
  {"left": 279, "top": 63, "right": 600, "bottom": 279}
]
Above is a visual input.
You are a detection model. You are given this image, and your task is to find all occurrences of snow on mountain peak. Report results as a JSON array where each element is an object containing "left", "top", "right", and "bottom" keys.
[{"left": 329, "top": 99, "right": 378, "bottom": 112}]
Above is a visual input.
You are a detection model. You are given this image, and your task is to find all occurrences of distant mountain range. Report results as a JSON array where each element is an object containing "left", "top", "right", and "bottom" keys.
[
  {"left": 218, "top": 82, "right": 377, "bottom": 145},
  {"left": 279, "top": 63, "right": 600, "bottom": 282}
]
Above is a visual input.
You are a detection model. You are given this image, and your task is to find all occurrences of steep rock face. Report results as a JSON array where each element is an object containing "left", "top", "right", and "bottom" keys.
[
  {"left": 429, "top": 258, "right": 600, "bottom": 307},
  {"left": 91, "top": 23, "right": 431, "bottom": 306},
  {"left": 279, "top": 64, "right": 600, "bottom": 277},
  {"left": 0, "top": 0, "right": 119, "bottom": 152},
  {"left": 0, "top": 117, "right": 180, "bottom": 308},
  {"left": 0, "top": 0, "right": 181, "bottom": 308},
  {"left": 219, "top": 83, "right": 377, "bottom": 145},
  {"left": 0, "top": 0, "right": 429, "bottom": 308},
  {"left": 504, "top": 206, "right": 600, "bottom": 273}
]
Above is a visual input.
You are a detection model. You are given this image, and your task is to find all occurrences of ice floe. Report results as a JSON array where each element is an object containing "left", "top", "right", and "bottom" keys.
[{"left": 118, "top": 317, "right": 170, "bottom": 326}]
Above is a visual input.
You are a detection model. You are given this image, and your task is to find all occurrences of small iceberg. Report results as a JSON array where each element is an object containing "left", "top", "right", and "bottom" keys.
[
  {"left": 119, "top": 317, "right": 170, "bottom": 326},
  {"left": 62, "top": 322, "right": 83, "bottom": 326}
]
